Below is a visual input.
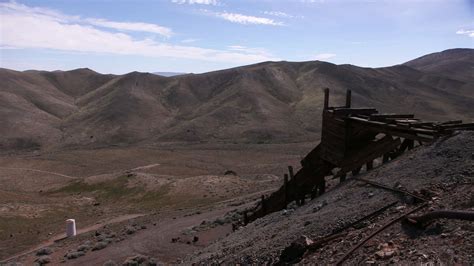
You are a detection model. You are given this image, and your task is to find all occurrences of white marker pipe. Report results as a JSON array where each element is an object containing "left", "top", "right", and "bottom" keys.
[{"left": 66, "top": 219, "right": 76, "bottom": 237}]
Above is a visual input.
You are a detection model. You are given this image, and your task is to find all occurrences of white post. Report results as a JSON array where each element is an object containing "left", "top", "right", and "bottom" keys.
[{"left": 66, "top": 219, "right": 76, "bottom": 237}]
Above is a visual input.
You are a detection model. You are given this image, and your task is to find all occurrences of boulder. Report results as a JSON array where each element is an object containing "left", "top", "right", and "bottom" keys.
[
  {"left": 279, "top": 235, "right": 314, "bottom": 263},
  {"left": 36, "top": 247, "right": 53, "bottom": 256},
  {"left": 35, "top": 255, "right": 51, "bottom": 265}
]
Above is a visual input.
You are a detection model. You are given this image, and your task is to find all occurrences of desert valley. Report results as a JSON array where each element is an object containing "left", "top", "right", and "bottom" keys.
[{"left": 0, "top": 47, "right": 473, "bottom": 264}]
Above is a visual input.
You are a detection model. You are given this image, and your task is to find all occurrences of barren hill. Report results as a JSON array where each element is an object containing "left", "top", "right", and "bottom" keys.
[
  {"left": 1, "top": 49, "right": 473, "bottom": 151},
  {"left": 404, "top": 48, "right": 474, "bottom": 82}
]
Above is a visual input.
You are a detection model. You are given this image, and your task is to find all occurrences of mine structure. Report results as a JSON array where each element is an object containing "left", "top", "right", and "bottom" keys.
[{"left": 244, "top": 88, "right": 474, "bottom": 224}]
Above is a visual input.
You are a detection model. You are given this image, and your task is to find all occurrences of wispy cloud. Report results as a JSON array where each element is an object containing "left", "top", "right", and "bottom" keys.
[
  {"left": 0, "top": 1, "right": 278, "bottom": 64},
  {"left": 215, "top": 12, "right": 283, "bottom": 26},
  {"left": 263, "top": 11, "right": 293, "bottom": 18},
  {"left": 456, "top": 29, "right": 474, "bottom": 38},
  {"left": 300, "top": 0, "right": 326, "bottom": 3},
  {"left": 1, "top": 1, "right": 173, "bottom": 37},
  {"left": 172, "top": 0, "right": 218, "bottom": 5},
  {"left": 314, "top": 53, "right": 336, "bottom": 60},
  {"left": 228, "top": 45, "right": 273, "bottom": 58},
  {"left": 86, "top": 19, "right": 173, "bottom": 37},
  {"left": 181, "top": 38, "right": 199, "bottom": 43}
]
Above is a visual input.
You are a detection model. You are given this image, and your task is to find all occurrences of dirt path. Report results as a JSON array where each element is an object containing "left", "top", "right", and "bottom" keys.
[
  {"left": 130, "top": 163, "right": 161, "bottom": 171},
  {"left": 67, "top": 207, "right": 233, "bottom": 265},
  {"left": 0, "top": 167, "right": 77, "bottom": 179},
  {"left": 1, "top": 213, "right": 145, "bottom": 263},
  {"left": 2, "top": 178, "right": 278, "bottom": 264}
]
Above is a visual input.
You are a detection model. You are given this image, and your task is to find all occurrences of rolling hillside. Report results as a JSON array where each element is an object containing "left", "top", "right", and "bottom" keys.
[{"left": 1, "top": 48, "right": 473, "bottom": 151}]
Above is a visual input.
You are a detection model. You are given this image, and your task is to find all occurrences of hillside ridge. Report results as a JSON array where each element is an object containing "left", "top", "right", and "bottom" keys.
[{"left": 1, "top": 48, "right": 473, "bottom": 151}]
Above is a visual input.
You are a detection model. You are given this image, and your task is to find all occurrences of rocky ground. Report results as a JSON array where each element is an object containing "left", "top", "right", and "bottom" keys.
[
  {"left": 1, "top": 133, "right": 472, "bottom": 265},
  {"left": 185, "top": 131, "right": 474, "bottom": 264}
]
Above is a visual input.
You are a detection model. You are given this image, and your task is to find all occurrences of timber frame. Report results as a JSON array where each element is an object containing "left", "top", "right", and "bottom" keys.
[{"left": 243, "top": 88, "right": 474, "bottom": 225}]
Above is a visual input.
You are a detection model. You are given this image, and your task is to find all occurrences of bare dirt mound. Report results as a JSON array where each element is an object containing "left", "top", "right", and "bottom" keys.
[{"left": 185, "top": 131, "right": 474, "bottom": 264}]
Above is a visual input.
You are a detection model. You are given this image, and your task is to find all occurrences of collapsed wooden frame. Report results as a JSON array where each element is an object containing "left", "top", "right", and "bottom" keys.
[{"left": 243, "top": 88, "right": 473, "bottom": 225}]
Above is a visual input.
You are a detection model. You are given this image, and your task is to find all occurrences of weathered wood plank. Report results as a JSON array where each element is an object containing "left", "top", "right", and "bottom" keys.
[
  {"left": 439, "top": 123, "right": 474, "bottom": 130},
  {"left": 370, "top": 114, "right": 415, "bottom": 120},
  {"left": 337, "top": 136, "right": 401, "bottom": 174},
  {"left": 349, "top": 117, "right": 436, "bottom": 142},
  {"left": 332, "top": 108, "right": 378, "bottom": 116},
  {"left": 439, "top": 120, "right": 463, "bottom": 125}
]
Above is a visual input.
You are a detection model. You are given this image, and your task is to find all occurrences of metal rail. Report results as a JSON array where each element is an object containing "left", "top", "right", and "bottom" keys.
[{"left": 335, "top": 203, "right": 428, "bottom": 265}]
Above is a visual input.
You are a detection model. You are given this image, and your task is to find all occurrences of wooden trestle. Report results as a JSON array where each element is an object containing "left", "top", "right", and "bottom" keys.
[{"left": 244, "top": 88, "right": 474, "bottom": 225}]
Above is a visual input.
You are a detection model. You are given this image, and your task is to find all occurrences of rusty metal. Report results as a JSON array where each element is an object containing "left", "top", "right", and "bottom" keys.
[
  {"left": 405, "top": 210, "right": 474, "bottom": 228},
  {"left": 308, "top": 232, "right": 348, "bottom": 251},
  {"left": 353, "top": 177, "right": 428, "bottom": 202},
  {"left": 335, "top": 203, "right": 428, "bottom": 265},
  {"left": 332, "top": 201, "right": 399, "bottom": 234}
]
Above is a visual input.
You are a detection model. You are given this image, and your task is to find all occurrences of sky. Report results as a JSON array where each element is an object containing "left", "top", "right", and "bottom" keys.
[{"left": 0, "top": 0, "right": 473, "bottom": 74}]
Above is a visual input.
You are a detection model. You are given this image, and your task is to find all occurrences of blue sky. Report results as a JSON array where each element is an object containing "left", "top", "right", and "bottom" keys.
[{"left": 0, "top": 0, "right": 473, "bottom": 74}]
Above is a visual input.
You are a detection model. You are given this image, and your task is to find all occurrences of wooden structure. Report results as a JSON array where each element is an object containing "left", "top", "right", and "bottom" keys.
[{"left": 244, "top": 88, "right": 473, "bottom": 224}]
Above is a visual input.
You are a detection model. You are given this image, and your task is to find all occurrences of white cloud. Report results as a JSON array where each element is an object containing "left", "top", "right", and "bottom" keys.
[
  {"left": 263, "top": 11, "right": 293, "bottom": 18},
  {"left": 314, "top": 53, "right": 336, "bottom": 60},
  {"left": 181, "top": 38, "right": 199, "bottom": 43},
  {"left": 86, "top": 19, "right": 173, "bottom": 37},
  {"left": 215, "top": 12, "right": 283, "bottom": 26},
  {"left": 228, "top": 45, "right": 273, "bottom": 57},
  {"left": 456, "top": 29, "right": 474, "bottom": 38},
  {"left": 0, "top": 1, "right": 278, "bottom": 65},
  {"left": 0, "top": 1, "right": 173, "bottom": 37},
  {"left": 172, "top": 0, "right": 218, "bottom": 5}
]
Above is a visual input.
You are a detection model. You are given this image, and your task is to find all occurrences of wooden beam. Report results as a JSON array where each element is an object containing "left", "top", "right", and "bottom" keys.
[
  {"left": 439, "top": 120, "right": 463, "bottom": 125},
  {"left": 366, "top": 160, "right": 373, "bottom": 171},
  {"left": 337, "top": 135, "right": 401, "bottom": 176},
  {"left": 324, "top": 88, "right": 329, "bottom": 110},
  {"left": 332, "top": 108, "right": 378, "bottom": 116},
  {"left": 439, "top": 123, "right": 474, "bottom": 130},
  {"left": 283, "top": 174, "right": 289, "bottom": 208},
  {"left": 345, "top": 89, "right": 352, "bottom": 108},
  {"left": 261, "top": 195, "right": 266, "bottom": 214},
  {"left": 352, "top": 166, "right": 361, "bottom": 176},
  {"left": 319, "top": 178, "right": 326, "bottom": 195},
  {"left": 288, "top": 165, "right": 294, "bottom": 180},
  {"left": 340, "top": 172, "right": 347, "bottom": 182},
  {"left": 369, "top": 114, "right": 415, "bottom": 121},
  {"left": 394, "top": 119, "right": 420, "bottom": 123},
  {"left": 349, "top": 117, "right": 435, "bottom": 142}
]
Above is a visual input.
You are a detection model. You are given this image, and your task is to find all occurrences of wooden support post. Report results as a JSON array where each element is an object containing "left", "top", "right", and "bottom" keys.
[
  {"left": 407, "top": 139, "right": 414, "bottom": 150},
  {"left": 352, "top": 166, "right": 361, "bottom": 176},
  {"left": 319, "top": 178, "right": 326, "bottom": 195},
  {"left": 261, "top": 195, "right": 266, "bottom": 214},
  {"left": 366, "top": 160, "right": 373, "bottom": 171},
  {"left": 289, "top": 166, "right": 296, "bottom": 200},
  {"left": 345, "top": 89, "right": 352, "bottom": 108},
  {"left": 340, "top": 172, "right": 347, "bottom": 182},
  {"left": 283, "top": 174, "right": 289, "bottom": 208},
  {"left": 310, "top": 187, "right": 317, "bottom": 200},
  {"left": 288, "top": 166, "right": 294, "bottom": 180},
  {"left": 323, "top": 88, "right": 329, "bottom": 110}
]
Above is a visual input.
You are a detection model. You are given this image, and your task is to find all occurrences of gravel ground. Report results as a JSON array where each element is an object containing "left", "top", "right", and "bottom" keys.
[{"left": 185, "top": 131, "right": 474, "bottom": 264}]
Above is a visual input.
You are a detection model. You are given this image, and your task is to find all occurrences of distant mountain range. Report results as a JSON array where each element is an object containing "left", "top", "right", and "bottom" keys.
[
  {"left": 1, "top": 48, "right": 473, "bottom": 151},
  {"left": 152, "top": 72, "right": 187, "bottom": 77}
]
